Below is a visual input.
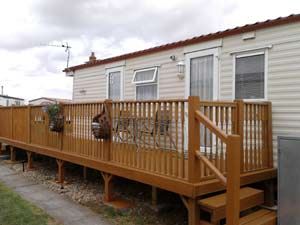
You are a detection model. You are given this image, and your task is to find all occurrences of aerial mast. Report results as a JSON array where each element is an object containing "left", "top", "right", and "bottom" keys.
[{"left": 42, "top": 42, "right": 72, "bottom": 68}]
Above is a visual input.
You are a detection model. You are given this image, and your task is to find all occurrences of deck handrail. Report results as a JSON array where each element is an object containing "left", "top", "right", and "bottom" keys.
[
  {"left": 188, "top": 96, "right": 240, "bottom": 225},
  {"left": 194, "top": 110, "right": 228, "bottom": 142},
  {"left": 195, "top": 151, "right": 227, "bottom": 186}
]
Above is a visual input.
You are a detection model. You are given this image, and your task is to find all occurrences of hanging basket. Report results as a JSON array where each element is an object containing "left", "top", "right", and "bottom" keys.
[
  {"left": 92, "top": 104, "right": 111, "bottom": 140},
  {"left": 49, "top": 115, "right": 64, "bottom": 132},
  {"left": 43, "top": 103, "right": 64, "bottom": 133}
]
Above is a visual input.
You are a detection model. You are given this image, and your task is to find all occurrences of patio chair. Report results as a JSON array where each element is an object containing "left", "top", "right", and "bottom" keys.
[
  {"left": 114, "top": 110, "right": 132, "bottom": 142},
  {"left": 140, "top": 110, "right": 176, "bottom": 149}
]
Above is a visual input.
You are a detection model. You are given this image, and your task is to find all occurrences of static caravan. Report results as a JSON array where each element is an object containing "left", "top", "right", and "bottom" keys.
[
  {"left": 3, "top": 14, "right": 300, "bottom": 225},
  {"left": 65, "top": 14, "right": 300, "bottom": 165}
]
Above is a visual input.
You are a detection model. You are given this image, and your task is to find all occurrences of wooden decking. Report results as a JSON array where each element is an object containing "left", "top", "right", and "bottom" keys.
[{"left": 0, "top": 97, "right": 277, "bottom": 224}]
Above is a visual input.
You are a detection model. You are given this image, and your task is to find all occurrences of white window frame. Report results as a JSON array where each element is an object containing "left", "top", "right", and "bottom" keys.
[
  {"left": 232, "top": 50, "right": 268, "bottom": 101},
  {"left": 133, "top": 67, "right": 159, "bottom": 100},
  {"left": 132, "top": 67, "right": 158, "bottom": 84},
  {"left": 184, "top": 48, "right": 219, "bottom": 100},
  {"left": 106, "top": 66, "right": 124, "bottom": 100}
]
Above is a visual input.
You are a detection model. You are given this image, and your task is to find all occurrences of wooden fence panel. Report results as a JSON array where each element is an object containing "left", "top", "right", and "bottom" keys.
[
  {"left": 62, "top": 102, "right": 107, "bottom": 160},
  {"left": 12, "top": 107, "right": 29, "bottom": 143},
  {"left": 0, "top": 107, "right": 12, "bottom": 139},
  {"left": 243, "top": 102, "right": 270, "bottom": 172},
  {"left": 111, "top": 100, "right": 188, "bottom": 179},
  {"left": 0, "top": 98, "right": 273, "bottom": 183}
]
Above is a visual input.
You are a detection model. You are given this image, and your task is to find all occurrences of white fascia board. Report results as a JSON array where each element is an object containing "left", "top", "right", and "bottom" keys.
[{"left": 183, "top": 39, "right": 223, "bottom": 54}]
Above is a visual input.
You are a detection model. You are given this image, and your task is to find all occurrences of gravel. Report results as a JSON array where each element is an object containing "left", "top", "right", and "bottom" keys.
[{"left": 5, "top": 156, "right": 187, "bottom": 225}]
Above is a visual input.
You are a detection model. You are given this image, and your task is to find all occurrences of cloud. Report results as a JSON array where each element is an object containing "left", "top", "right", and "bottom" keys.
[{"left": 0, "top": 0, "right": 299, "bottom": 102}]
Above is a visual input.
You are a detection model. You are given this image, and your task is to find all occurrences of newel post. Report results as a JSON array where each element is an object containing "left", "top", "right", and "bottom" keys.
[
  {"left": 266, "top": 102, "right": 273, "bottom": 168},
  {"left": 187, "top": 96, "right": 201, "bottom": 183},
  {"left": 226, "top": 134, "right": 240, "bottom": 225},
  {"left": 234, "top": 100, "right": 244, "bottom": 172},
  {"left": 104, "top": 99, "right": 113, "bottom": 162}
]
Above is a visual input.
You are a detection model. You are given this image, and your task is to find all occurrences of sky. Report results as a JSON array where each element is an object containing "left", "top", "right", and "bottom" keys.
[{"left": 0, "top": 0, "right": 299, "bottom": 102}]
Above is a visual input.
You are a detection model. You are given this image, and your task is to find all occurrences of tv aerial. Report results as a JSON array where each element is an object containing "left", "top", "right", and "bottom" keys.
[{"left": 42, "top": 42, "right": 72, "bottom": 68}]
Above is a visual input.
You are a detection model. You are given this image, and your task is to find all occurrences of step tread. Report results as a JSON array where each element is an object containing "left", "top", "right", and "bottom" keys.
[
  {"left": 199, "top": 220, "right": 213, "bottom": 225},
  {"left": 239, "top": 209, "right": 276, "bottom": 225},
  {"left": 198, "top": 187, "right": 263, "bottom": 210}
]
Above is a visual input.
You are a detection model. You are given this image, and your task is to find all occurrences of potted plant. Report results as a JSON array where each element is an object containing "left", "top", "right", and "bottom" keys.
[
  {"left": 91, "top": 104, "right": 111, "bottom": 140},
  {"left": 42, "top": 103, "right": 64, "bottom": 132}
]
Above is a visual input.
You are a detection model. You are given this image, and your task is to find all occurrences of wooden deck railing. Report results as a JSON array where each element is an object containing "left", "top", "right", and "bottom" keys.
[
  {"left": 0, "top": 97, "right": 273, "bottom": 184},
  {"left": 190, "top": 96, "right": 241, "bottom": 225}
]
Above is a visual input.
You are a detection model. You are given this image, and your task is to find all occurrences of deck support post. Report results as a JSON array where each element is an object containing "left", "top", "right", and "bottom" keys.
[
  {"left": 180, "top": 196, "right": 200, "bottom": 225},
  {"left": 187, "top": 198, "right": 200, "bottom": 225},
  {"left": 26, "top": 151, "right": 33, "bottom": 170},
  {"left": 83, "top": 166, "right": 87, "bottom": 181},
  {"left": 10, "top": 146, "right": 16, "bottom": 162},
  {"left": 101, "top": 172, "right": 113, "bottom": 202},
  {"left": 56, "top": 159, "right": 65, "bottom": 184},
  {"left": 151, "top": 186, "right": 157, "bottom": 207},
  {"left": 264, "top": 179, "right": 275, "bottom": 207}
]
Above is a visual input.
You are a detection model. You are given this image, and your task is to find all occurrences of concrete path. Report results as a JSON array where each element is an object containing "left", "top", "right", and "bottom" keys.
[{"left": 0, "top": 163, "right": 111, "bottom": 225}]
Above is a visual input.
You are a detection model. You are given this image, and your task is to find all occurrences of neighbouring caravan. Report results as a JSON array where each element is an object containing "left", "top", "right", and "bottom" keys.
[{"left": 65, "top": 14, "right": 300, "bottom": 165}]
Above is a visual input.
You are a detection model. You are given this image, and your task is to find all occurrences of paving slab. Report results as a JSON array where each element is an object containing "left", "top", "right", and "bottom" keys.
[
  {"left": 0, "top": 165, "right": 16, "bottom": 176},
  {"left": 1, "top": 174, "right": 36, "bottom": 188},
  {"left": 0, "top": 163, "right": 111, "bottom": 225}
]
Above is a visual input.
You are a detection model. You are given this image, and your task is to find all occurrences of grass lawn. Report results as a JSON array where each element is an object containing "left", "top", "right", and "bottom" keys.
[{"left": 0, "top": 182, "right": 59, "bottom": 225}]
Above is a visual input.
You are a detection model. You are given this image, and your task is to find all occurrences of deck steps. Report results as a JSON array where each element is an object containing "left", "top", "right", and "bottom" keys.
[
  {"left": 198, "top": 187, "right": 264, "bottom": 224},
  {"left": 238, "top": 209, "right": 276, "bottom": 225}
]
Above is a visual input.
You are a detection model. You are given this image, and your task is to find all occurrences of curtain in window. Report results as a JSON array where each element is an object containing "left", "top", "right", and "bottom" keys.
[
  {"left": 109, "top": 71, "right": 121, "bottom": 100},
  {"left": 136, "top": 84, "right": 157, "bottom": 100},
  {"left": 190, "top": 55, "right": 214, "bottom": 100},
  {"left": 190, "top": 55, "right": 214, "bottom": 148},
  {"left": 235, "top": 54, "right": 264, "bottom": 99}
]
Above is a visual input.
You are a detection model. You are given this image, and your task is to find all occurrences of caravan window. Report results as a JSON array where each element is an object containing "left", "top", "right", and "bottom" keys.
[
  {"left": 235, "top": 53, "right": 265, "bottom": 99},
  {"left": 133, "top": 67, "right": 158, "bottom": 100}
]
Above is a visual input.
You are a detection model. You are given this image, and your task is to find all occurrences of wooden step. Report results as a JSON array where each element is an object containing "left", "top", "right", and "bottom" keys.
[
  {"left": 198, "top": 187, "right": 264, "bottom": 224},
  {"left": 199, "top": 220, "right": 213, "bottom": 225},
  {"left": 239, "top": 209, "right": 276, "bottom": 225}
]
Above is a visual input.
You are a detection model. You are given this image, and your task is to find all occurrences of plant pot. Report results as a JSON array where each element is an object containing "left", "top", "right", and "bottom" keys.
[
  {"left": 91, "top": 121, "right": 110, "bottom": 139},
  {"left": 49, "top": 115, "right": 64, "bottom": 132}
]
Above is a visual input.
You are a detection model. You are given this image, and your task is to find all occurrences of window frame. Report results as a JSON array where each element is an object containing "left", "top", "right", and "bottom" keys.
[
  {"left": 132, "top": 67, "right": 159, "bottom": 100},
  {"left": 232, "top": 50, "right": 268, "bottom": 101},
  {"left": 106, "top": 66, "right": 124, "bottom": 100},
  {"left": 132, "top": 67, "right": 158, "bottom": 84}
]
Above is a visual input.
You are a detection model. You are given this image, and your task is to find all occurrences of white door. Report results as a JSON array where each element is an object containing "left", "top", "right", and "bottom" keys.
[
  {"left": 184, "top": 48, "right": 219, "bottom": 149},
  {"left": 185, "top": 48, "right": 219, "bottom": 100},
  {"left": 106, "top": 66, "right": 124, "bottom": 100}
]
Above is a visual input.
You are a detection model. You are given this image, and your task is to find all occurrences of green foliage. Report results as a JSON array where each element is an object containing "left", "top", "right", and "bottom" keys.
[
  {"left": 43, "top": 104, "right": 62, "bottom": 120},
  {"left": 0, "top": 182, "right": 55, "bottom": 225}
]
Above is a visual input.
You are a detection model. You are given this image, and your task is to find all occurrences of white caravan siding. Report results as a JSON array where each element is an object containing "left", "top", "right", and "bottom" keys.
[
  {"left": 220, "top": 21, "right": 300, "bottom": 164},
  {"left": 73, "top": 48, "right": 185, "bottom": 102},
  {"left": 73, "top": 65, "right": 106, "bottom": 102},
  {"left": 72, "top": 21, "right": 300, "bottom": 165}
]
